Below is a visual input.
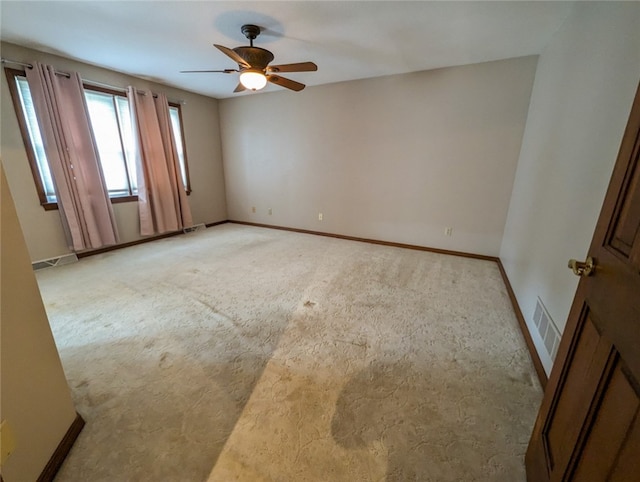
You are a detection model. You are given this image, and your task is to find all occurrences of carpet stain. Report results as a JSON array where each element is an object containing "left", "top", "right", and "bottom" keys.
[{"left": 159, "top": 352, "right": 170, "bottom": 367}]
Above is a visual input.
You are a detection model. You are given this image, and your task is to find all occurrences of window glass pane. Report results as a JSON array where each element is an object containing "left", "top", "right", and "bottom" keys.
[
  {"left": 115, "top": 96, "right": 137, "bottom": 193},
  {"left": 16, "top": 77, "right": 57, "bottom": 202},
  {"left": 169, "top": 106, "right": 187, "bottom": 189},
  {"left": 85, "top": 90, "right": 130, "bottom": 196}
]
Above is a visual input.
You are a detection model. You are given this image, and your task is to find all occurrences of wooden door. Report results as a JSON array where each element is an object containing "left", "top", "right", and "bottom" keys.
[{"left": 526, "top": 83, "right": 640, "bottom": 482}]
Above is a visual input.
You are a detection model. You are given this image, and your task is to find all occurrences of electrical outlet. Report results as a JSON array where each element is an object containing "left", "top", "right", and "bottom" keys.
[
  {"left": 318, "top": 213, "right": 323, "bottom": 221},
  {"left": 268, "top": 208, "right": 272, "bottom": 215},
  {"left": 251, "top": 206, "right": 256, "bottom": 213},
  {"left": 445, "top": 227, "right": 453, "bottom": 236}
]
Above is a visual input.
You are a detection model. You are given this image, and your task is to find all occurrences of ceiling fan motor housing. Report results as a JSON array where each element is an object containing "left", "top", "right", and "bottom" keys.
[{"left": 233, "top": 46, "right": 274, "bottom": 70}]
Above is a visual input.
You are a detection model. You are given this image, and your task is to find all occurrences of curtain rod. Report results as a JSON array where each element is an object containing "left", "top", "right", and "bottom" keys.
[
  {"left": 2, "top": 58, "right": 185, "bottom": 104},
  {"left": 1, "top": 57, "right": 70, "bottom": 78},
  {"left": 1, "top": 58, "right": 32, "bottom": 68},
  {"left": 132, "top": 88, "right": 185, "bottom": 105}
]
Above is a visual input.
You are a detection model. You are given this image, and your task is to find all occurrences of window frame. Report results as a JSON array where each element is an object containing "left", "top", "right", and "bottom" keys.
[
  {"left": 5, "top": 67, "right": 57, "bottom": 209},
  {"left": 4, "top": 67, "right": 192, "bottom": 210},
  {"left": 168, "top": 102, "right": 192, "bottom": 195}
]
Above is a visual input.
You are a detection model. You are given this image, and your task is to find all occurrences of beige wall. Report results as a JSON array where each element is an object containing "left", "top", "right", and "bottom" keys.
[
  {"left": 500, "top": 2, "right": 640, "bottom": 374},
  {"left": 0, "top": 42, "right": 227, "bottom": 262},
  {"left": 1, "top": 166, "right": 78, "bottom": 481},
  {"left": 220, "top": 56, "right": 537, "bottom": 257}
]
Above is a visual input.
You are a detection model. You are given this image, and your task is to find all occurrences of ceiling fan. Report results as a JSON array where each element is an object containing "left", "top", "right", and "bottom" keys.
[{"left": 181, "top": 24, "right": 317, "bottom": 93}]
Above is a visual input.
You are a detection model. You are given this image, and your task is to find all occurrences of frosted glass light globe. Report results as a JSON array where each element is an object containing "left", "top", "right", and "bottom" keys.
[{"left": 239, "top": 71, "right": 267, "bottom": 91}]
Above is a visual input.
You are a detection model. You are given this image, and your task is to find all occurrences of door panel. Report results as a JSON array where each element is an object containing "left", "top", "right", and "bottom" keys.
[
  {"left": 607, "top": 112, "right": 640, "bottom": 261},
  {"left": 572, "top": 360, "right": 640, "bottom": 481},
  {"left": 544, "top": 312, "right": 612, "bottom": 475},
  {"left": 526, "top": 83, "right": 640, "bottom": 481},
  {"left": 608, "top": 414, "right": 640, "bottom": 482},
  {"left": 608, "top": 143, "right": 640, "bottom": 258}
]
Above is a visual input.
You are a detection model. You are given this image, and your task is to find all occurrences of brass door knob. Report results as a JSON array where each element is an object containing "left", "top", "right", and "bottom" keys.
[{"left": 568, "top": 257, "right": 595, "bottom": 277}]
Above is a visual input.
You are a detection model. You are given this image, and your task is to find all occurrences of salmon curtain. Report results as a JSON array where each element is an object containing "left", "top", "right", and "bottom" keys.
[
  {"left": 127, "top": 87, "right": 192, "bottom": 236},
  {"left": 26, "top": 61, "right": 119, "bottom": 251}
]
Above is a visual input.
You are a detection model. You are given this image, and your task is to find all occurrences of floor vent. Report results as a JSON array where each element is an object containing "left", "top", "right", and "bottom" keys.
[
  {"left": 183, "top": 223, "right": 206, "bottom": 234},
  {"left": 533, "top": 297, "right": 561, "bottom": 361},
  {"left": 32, "top": 253, "right": 78, "bottom": 271}
]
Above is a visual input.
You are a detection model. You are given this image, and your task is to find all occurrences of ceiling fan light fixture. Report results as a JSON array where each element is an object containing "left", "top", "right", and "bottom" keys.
[
  {"left": 183, "top": 25, "right": 316, "bottom": 94},
  {"left": 239, "top": 70, "right": 267, "bottom": 91}
]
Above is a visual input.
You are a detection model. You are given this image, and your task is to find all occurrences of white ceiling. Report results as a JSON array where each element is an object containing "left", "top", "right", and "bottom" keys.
[{"left": 0, "top": 1, "right": 576, "bottom": 99}]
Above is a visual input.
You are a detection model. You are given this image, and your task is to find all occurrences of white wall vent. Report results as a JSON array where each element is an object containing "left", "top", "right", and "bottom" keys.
[
  {"left": 183, "top": 223, "right": 206, "bottom": 234},
  {"left": 533, "top": 297, "right": 561, "bottom": 361},
  {"left": 32, "top": 253, "right": 78, "bottom": 271}
]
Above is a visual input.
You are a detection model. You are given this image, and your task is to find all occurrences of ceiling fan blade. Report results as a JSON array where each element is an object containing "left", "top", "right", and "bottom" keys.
[
  {"left": 267, "top": 74, "right": 305, "bottom": 92},
  {"left": 180, "top": 69, "right": 237, "bottom": 73},
  {"left": 233, "top": 82, "right": 246, "bottom": 93},
  {"left": 267, "top": 62, "right": 317, "bottom": 73},
  {"left": 214, "top": 44, "right": 250, "bottom": 68}
]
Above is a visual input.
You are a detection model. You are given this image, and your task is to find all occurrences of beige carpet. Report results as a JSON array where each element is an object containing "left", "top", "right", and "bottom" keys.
[{"left": 37, "top": 224, "right": 541, "bottom": 481}]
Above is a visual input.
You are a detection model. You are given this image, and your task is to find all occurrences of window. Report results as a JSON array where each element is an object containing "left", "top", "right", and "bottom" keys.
[
  {"left": 5, "top": 67, "right": 192, "bottom": 209},
  {"left": 5, "top": 68, "right": 56, "bottom": 206},
  {"left": 169, "top": 103, "right": 191, "bottom": 194},
  {"left": 85, "top": 88, "right": 138, "bottom": 198}
]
